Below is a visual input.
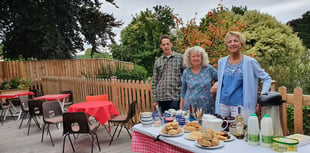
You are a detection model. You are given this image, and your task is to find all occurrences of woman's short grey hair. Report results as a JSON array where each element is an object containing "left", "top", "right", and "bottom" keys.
[
  {"left": 183, "top": 46, "right": 209, "bottom": 68},
  {"left": 224, "top": 31, "right": 246, "bottom": 46}
]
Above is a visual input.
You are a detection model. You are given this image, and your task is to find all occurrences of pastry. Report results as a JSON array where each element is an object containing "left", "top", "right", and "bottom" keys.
[
  {"left": 168, "top": 129, "right": 178, "bottom": 135},
  {"left": 198, "top": 139, "right": 212, "bottom": 147},
  {"left": 211, "top": 137, "right": 219, "bottom": 146},
  {"left": 189, "top": 131, "right": 202, "bottom": 140}
]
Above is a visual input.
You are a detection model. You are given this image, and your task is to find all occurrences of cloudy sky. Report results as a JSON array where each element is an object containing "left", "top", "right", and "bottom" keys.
[{"left": 84, "top": 0, "right": 309, "bottom": 51}]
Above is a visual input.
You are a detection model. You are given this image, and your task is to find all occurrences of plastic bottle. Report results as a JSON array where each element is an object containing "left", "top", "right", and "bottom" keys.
[
  {"left": 247, "top": 114, "right": 260, "bottom": 145},
  {"left": 260, "top": 114, "right": 274, "bottom": 147},
  {"left": 235, "top": 106, "right": 245, "bottom": 139}
]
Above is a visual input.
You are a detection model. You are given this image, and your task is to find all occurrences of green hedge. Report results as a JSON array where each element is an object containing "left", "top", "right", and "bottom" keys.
[
  {"left": 287, "top": 105, "right": 310, "bottom": 135},
  {"left": 97, "top": 64, "right": 148, "bottom": 81}
]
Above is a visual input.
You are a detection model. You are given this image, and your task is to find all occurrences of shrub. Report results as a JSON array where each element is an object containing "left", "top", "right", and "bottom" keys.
[
  {"left": 0, "top": 77, "right": 33, "bottom": 90},
  {"left": 286, "top": 105, "right": 310, "bottom": 135},
  {"left": 97, "top": 64, "right": 148, "bottom": 81}
]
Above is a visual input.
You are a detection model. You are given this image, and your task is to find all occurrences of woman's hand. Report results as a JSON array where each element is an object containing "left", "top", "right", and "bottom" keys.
[{"left": 211, "top": 82, "right": 218, "bottom": 94}]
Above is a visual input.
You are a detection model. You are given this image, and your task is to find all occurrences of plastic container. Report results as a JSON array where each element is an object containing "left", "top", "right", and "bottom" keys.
[
  {"left": 272, "top": 137, "right": 299, "bottom": 152},
  {"left": 247, "top": 114, "right": 260, "bottom": 145},
  {"left": 261, "top": 114, "right": 274, "bottom": 147}
]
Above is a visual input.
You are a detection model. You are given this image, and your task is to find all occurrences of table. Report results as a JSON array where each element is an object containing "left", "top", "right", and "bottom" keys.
[
  {"left": 0, "top": 91, "right": 34, "bottom": 120},
  {"left": 67, "top": 101, "right": 119, "bottom": 125},
  {"left": 34, "top": 94, "right": 70, "bottom": 112},
  {"left": 132, "top": 124, "right": 309, "bottom": 153}
]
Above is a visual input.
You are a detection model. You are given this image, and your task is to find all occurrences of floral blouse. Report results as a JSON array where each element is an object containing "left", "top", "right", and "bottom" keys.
[{"left": 180, "top": 65, "right": 218, "bottom": 114}]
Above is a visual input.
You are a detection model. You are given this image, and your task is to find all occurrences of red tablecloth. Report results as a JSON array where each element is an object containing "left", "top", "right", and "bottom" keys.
[
  {"left": 68, "top": 101, "right": 119, "bottom": 125},
  {"left": 0, "top": 91, "right": 34, "bottom": 98},
  {"left": 33, "top": 94, "right": 70, "bottom": 101},
  {"left": 131, "top": 131, "right": 192, "bottom": 153}
]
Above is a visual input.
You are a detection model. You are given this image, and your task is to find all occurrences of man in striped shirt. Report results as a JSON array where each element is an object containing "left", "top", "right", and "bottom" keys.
[{"left": 152, "top": 35, "right": 184, "bottom": 114}]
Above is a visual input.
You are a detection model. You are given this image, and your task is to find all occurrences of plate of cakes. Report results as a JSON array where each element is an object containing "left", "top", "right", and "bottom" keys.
[
  {"left": 160, "top": 121, "right": 184, "bottom": 137},
  {"left": 183, "top": 121, "right": 202, "bottom": 133},
  {"left": 194, "top": 128, "right": 225, "bottom": 149},
  {"left": 215, "top": 131, "right": 235, "bottom": 142},
  {"left": 185, "top": 131, "right": 202, "bottom": 141}
]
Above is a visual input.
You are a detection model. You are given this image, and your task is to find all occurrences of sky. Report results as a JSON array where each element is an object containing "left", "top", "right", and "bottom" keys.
[{"left": 81, "top": 0, "right": 310, "bottom": 52}]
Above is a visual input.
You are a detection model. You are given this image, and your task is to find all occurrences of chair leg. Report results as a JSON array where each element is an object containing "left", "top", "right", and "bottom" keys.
[
  {"left": 91, "top": 134, "right": 94, "bottom": 153},
  {"left": 1, "top": 110, "right": 4, "bottom": 125},
  {"left": 68, "top": 135, "right": 75, "bottom": 152},
  {"left": 109, "top": 124, "right": 120, "bottom": 145},
  {"left": 32, "top": 116, "right": 41, "bottom": 129},
  {"left": 1, "top": 111, "right": 5, "bottom": 125},
  {"left": 41, "top": 123, "right": 47, "bottom": 142},
  {"left": 63, "top": 134, "right": 75, "bottom": 153},
  {"left": 18, "top": 112, "right": 27, "bottom": 129},
  {"left": 94, "top": 133, "right": 101, "bottom": 152},
  {"left": 8, "top": 108, "right": 16, "bottom": 121},
  {"left": 117, "top": 124, "right": 124, "bottom": 138},
  {"left": 47, "top": 124, "right": 55, "bottom": 146},
  {"left": 103, "top": 124, "right": 112, "bottom": 137},
  {"left": 27, "top": 116, "right": 32, "bottom": 135},
  {"left": 125, "top": 126, "right": 132, "bottom": 138}
]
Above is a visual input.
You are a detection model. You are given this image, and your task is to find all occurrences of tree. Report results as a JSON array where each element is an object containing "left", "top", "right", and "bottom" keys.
[
  {"left": 110, "top": 5, "right": 176, "bottom": 75},
  {"left": 236, "top": 10, "right": 309, "bottom": 93},
  {"left": 77, "top": 48, "right": 113, "bottom": 59},
  {"left": 231, "top": 5, "right": 247, "bottom": 15},
  {"left": 0, "top": 0, "right": 122, "bottom": 60},
  {"left": 174, "top": 4, "right": 247, "bottom": 68},
  {"left": 287, "top": 11, "right": 310, "bottom": 49}
]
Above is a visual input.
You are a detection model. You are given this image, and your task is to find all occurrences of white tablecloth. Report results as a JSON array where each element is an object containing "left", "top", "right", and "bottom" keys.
[{"left": 133, "top": 124, "right": 309, "bottom": 153}]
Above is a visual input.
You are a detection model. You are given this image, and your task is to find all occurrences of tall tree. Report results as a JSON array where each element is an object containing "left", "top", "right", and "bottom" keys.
[
  {"left": 236, "top": 10, "right": 309, "bottom": 93},
  {"left": 288, "top": 11, "right": 310, "bottom": 49},
  {"left": 0, "top": 0, "right": 122, "bottom": 60},
  {"left": 110, "top": 5, "right": 176, "bottom": 75}
]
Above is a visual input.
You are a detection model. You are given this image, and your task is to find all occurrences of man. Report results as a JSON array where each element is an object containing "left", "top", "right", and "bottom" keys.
[{"left": 152, "top": 35, "right": 184, "bottom": 114}]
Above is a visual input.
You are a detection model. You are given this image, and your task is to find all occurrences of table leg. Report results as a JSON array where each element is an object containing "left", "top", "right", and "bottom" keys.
[
  {"left": 4, "top": 99, "right": 21, "bottom": 120},
  {"left": 57, "top": 98, "right": 66, "bottom": 113}
]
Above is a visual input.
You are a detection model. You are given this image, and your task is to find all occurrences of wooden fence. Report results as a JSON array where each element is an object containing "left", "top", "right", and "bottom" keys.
[
  {"left": 40, "top": 76, "right": 152, "bottom": 123},
  {"left": 279, "top": 86, "right": 310, "bottom": 135},
  {"left": 38, "top": 76, "right": 310, "bottom": 135},
  {"left": 0, "top": 59, "right": 133, "bottom": 82}
]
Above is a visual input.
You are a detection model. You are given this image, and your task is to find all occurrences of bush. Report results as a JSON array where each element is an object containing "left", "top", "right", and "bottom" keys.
[
  {"left": 287, "top": 105, "right": 310, "bottom": 135},
  {"left": 97, "top": 64, "right": 148, "bottom": 81},
  {"left": 0, "top": 77, "right": 33, "bottom": 90}
]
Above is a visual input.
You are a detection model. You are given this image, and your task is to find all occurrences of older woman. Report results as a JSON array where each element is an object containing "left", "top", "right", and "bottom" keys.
[
  {"left": 180, "top": 46, "right": 217, "bottom": 114},
  {"left": 215, "top": 31, "right": 272, "bottom": 122}
]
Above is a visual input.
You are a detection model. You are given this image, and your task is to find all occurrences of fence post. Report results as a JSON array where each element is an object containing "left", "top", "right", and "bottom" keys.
[
  {"left": 294, "top": 87, "right": 303, "bottom": 134},
  {"left": 111, "top": 76, "right": 118, "bottom": 112},
  {"left": 279, "top": 86, "right": 288, "bottom": 136}
]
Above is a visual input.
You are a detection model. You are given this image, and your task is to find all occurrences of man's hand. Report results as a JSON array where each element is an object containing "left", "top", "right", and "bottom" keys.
[{"left": 153, "top": 102, "right": 158, "bottom": 109}]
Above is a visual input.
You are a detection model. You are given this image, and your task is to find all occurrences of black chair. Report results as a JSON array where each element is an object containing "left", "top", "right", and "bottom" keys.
[
  {"left": 62, "top": 112, "right": 101, "bottom": 153},
  {"left": 108, "top": 100, "right": 137, "bottom": 145},
  {"left": 18, "top": 96, "right": 31, "bottom": 129},
  {"left": 0, "top": 99, "right": 16, "bottom": 125},
  {"left": 27, "top": 100, "right": 43, "bottom": 135},
  {"left": 42, "top": 101, "right": 63, "bottom": 146},
  {"left": 60, "top": 90, "right": 73, "bottom": 106}
]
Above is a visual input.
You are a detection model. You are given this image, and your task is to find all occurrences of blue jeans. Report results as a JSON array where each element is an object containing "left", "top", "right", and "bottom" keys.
[{"left": 158, "top": 100, "right": 180, "bottom": 114}]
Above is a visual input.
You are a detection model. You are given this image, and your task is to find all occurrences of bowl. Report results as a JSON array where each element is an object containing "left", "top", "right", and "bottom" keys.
[{"left": 272, "top": 137, "right": 299, "bottom": 152}]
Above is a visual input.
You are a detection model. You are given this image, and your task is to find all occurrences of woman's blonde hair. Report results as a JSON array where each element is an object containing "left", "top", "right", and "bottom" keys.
[
  {"left": 183, "top": 46, "right": 209, "bottom": 68},
  {"left": 224, "top": 31, "right": 246, "bottom": 46}
]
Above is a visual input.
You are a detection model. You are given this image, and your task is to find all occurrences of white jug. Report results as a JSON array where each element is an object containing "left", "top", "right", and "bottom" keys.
[
  {"left": 201, "top": 114, "right": 216, "bottom": 130},
  {"left": 139, "top": 112, "right": 153, "bottom": 127},
  {"left": 206, "top": 118, "right": 228, "bottom": 131}
]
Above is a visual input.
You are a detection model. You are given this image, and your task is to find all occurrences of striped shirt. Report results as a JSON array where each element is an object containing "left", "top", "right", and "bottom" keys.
[{"left": 152, "top": 51, "right": 184, "bottom": 102}]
